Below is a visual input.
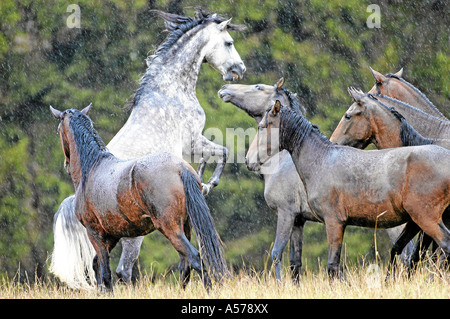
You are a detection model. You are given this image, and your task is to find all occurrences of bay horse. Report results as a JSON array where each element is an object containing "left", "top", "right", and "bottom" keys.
[
  {"left": 50, "top": 9, "right": 246, "bottom": 288},
  {"left": 330, "top": 88, "right": 450, "bottom": 271},
  {"left": 50, "top": 104, "right": 228, "bottom": 292},
  {"left": 368, "top": 67, "right": 448, "bottom": 121},
  {"left": 330, "top": 88, "right": 450, "bottom": 150},
  {"left": 248, "top": 100, "right": 450, "bottom": 278}
]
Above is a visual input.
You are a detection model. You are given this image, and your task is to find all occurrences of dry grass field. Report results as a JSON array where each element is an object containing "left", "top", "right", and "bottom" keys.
[{"left": 1, "top": 258, "right": 449, "bottom": 299}]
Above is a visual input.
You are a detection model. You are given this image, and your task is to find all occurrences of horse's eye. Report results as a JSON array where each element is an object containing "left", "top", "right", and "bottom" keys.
[
  {"left": 225, "top": 41, "right": 233, "bottom": 47},
  {"left": 345, "top": 114, "right": 351, "bottom": 120}
]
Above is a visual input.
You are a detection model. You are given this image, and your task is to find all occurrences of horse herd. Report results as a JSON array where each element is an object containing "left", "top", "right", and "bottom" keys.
[{"left": 48, "top": 10, "right": 450, "bottom": 293}]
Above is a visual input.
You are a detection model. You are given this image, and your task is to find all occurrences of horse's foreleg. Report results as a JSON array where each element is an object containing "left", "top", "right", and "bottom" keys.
[
  {"left": 324, "top": 219, "right": 346, "bottom": 279},
  {"left": 386, "top": 221, "right": 420, "bottom": 281},
  {"left": 289, "top": 216, "right": 305, "bottom": 282},
  {"left": 192, "top": 136, "right": 229, "bottom": 196},
  {"left": 272, "top": 208, "right": 296, "bottom": 281},
  {"left": 87, "top": 233, "right": 117, "bottom": 293},
  {"left": 196, "top": 158, "right": 207, "bottom": 183}
]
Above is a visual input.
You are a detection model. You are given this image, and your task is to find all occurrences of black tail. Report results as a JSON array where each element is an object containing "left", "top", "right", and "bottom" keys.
[{"left": 180, "top": 168, "right": 229, "bottom": 281}]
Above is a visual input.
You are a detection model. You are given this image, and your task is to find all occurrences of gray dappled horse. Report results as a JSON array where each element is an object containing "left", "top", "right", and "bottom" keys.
[
  {"left": 249, "top": 100, "right": 450, "bottom": 279},
  {"left": 50, "top": 10, "right": 245, "bottom": 289}
]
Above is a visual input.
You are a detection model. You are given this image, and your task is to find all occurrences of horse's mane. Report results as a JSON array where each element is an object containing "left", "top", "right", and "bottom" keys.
[
  {"left": 66, "top": 109, "right": 112, "bottom": 188},
  {"left": 278, "top": 105, "right": 330, "bottom": 153},
  {"left": 127, "top": 9, "right": 245, "bottom": 109},
  {"left": 371, "top": 93, "right": 446, "bottom": 122},
  {"left": 385, "top": 73, "right": 445, "bottom": 119},
  {"left": 279, "top": 87, "right": 306, "bottom": 114}
]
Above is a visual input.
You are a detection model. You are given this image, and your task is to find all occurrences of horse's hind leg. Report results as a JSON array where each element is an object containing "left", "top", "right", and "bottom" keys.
[
  {"left": 159, "top": 221, "right": 211, "bottom": 289},
  {"left": 289, "top": 216, "right": 305, "bottom": 282},
  {"left": 178, "top": 219, "right": 193, "bottom": 289}
]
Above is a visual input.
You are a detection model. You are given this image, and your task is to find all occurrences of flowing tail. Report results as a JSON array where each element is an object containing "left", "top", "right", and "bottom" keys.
[
  {"left": 180, "top": 168, "right": 229, "bottom": 281},
  {"left": 49, "top": 195, "right": 96, "bottom": 289}
]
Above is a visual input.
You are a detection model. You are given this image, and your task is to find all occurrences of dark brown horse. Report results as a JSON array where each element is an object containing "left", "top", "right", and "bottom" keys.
[
  {"left": 248, "top": 100, "right": 450, "bottom": 278},
  {"left": 50, "top": 104, "right": 228, "bottom": 292}
]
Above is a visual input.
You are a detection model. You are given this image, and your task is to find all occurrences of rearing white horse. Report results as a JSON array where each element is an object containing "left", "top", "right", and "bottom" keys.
[{"left": 50, "top": 10, "right": 246, "bottom": 288}]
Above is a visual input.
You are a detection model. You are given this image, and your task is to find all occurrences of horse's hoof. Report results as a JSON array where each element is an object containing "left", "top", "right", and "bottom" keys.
[{"left": 202, "top": 183, "right": 211, "bottom": 196}]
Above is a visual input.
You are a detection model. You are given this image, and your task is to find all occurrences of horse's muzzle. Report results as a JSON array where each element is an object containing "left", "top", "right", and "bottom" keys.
[
  {"left": 224, "top": 63, "right": 246, "bottom": 81},
  {"left": 218, "top": 85, "right": 232, "bottom": 102}
]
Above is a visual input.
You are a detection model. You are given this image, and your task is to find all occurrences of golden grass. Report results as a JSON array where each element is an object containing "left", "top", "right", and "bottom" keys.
[{"left": 1, "top": 259, "right": 449, "bottom": 299}]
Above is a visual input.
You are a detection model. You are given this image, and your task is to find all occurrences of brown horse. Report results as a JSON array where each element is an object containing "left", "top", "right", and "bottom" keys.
[
  {"left": 248, "top": 100, "right": 450, "bottom": 278},
  {"left": 50, "top": 104, "right": 228, "bottom": 292},
  {"left": 368, "top": 67, "right": 448, "bottom": 121},
  {"left": 330, "top": 88, "right": 450, "bottom": 270},
  {"left": 330, "top": 88, "right": 450, "bottom": 150}
]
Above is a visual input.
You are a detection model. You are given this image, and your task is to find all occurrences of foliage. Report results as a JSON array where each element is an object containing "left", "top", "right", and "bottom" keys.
[{"left": 0, "top": 0, "right": 448, "bottom": 280}]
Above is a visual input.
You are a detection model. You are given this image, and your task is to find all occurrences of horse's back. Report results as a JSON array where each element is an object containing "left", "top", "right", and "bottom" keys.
[{"left": 132, "top": 152, "right": 199, "bottom": 212}]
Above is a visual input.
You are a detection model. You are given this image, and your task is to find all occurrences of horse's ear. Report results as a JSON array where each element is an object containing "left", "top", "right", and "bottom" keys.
[
  {"left": 272, "top": 100, "right": 281, "bottom": 115},
  {"left": 394, "top": 67, "right": 403, "bottom": 78},
  {"left": 369, "top": 66, "right": 386, "bottom": 83},
  {"left": 50, "top": 105, "right": 63, "bottom": 120},
  {"left": 276, "top": 77, "right": 285, "bottom": 90},
  {"left": 218, "top": 18, "right": 232, "bottom": 31},
  {"left": 81, "top": 103, "right": 93, "bottom": 116},
  {"left": 347, "top": 87, "right": 364, "bottom": 102}
]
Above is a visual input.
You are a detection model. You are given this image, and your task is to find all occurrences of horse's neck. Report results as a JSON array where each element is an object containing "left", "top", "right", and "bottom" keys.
[
  {"left": 68, "top": 144, "right": 82, "bottom": 189},
  {"left": 287, "top": 126, "right": 331, "bottom": 184},
  {"left": 368, "top": 104, "right": 432, "bottom": 148},
  {"left": 142, "top": 30, "right": 209, "bottom": 99},
  {"left": 69, "top": 128, "right": 112, "bottom": 190},
  {"left": 397, "top": 117, "right": 435, "bottom": 147},
  {"left": 369, "top": 107, "right": 403, "bottom": 148},
  {"left": 392, "top": 78, "right": 447, "bottom": 120},
  {"left": 377, "top": 96, "right": 448, "bottom": 139}
]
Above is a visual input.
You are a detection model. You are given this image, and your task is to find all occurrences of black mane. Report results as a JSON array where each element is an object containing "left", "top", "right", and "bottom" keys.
[
  {"left": 66, "top": 109, "right": 112, "bottom": 188},
  {"left": 367, "top": 95, "right": 435, "bottom": 147},
  {"left": 279, "top": 106, "right": 330, "bottom": 153},
  {"left": 279, "top": 87, "right": 306, "bottom": 114}
]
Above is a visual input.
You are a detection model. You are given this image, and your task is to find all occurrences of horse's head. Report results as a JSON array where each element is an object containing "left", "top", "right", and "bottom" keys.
[
  {"left": 368, "top": 67, "right": 404, "bottom": 97},
  {"left": 330, "top": 87, "right": 374, "bottom": 149},
  {"left": 246, "top": 100, "right": 282, "bottom": 172},
  {"left": 50, "top": 103, "right": 93, "bottom": 174},
  {"left": 202, "top": 16, "right": 246, "bottom": 81},
  {"left": 219, "top": 78, "right": 292, "bottom": 122}
]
